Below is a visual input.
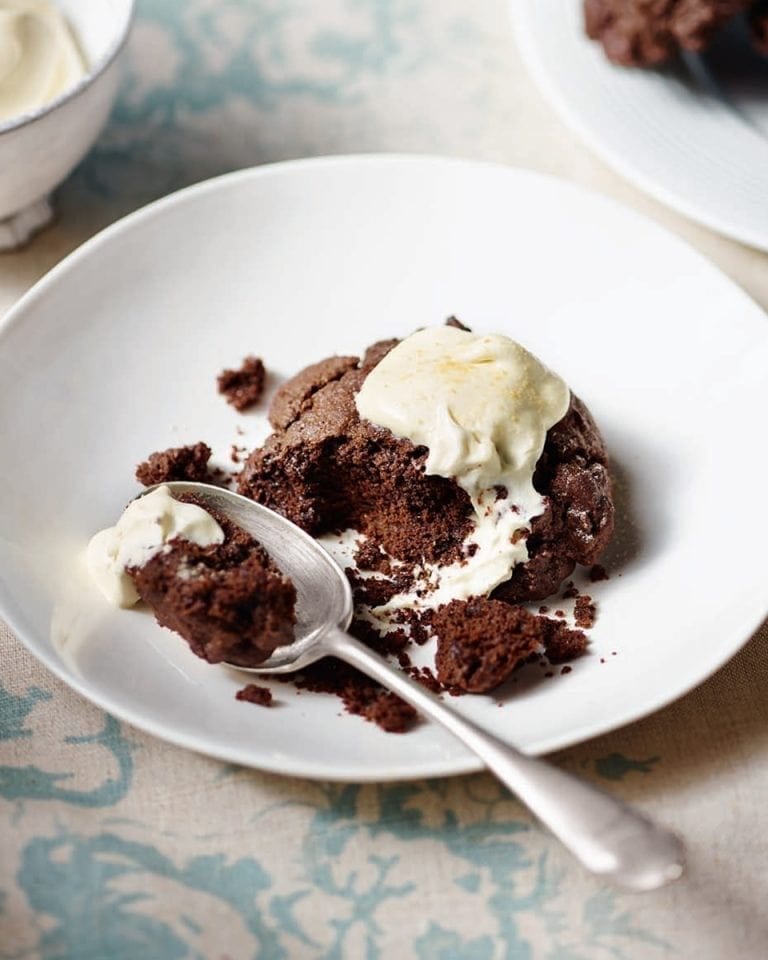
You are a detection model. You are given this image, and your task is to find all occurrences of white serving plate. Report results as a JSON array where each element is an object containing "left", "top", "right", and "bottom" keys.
[
  {"left": 0, "top": 156, "right": 765, "bottom": 781},
  {"left": 513, "top": 1, "right": 768, "bottom": 251}
]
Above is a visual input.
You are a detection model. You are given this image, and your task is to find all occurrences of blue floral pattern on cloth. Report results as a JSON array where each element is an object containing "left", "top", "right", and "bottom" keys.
[
  {"left": 0, "top": 663, "right": 670, "bottom": 959},
  {"left": 67, "top": 0, "right": 440, "bottom": 212}
]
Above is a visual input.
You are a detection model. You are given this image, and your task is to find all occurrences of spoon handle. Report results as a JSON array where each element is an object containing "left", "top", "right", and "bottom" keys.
[{"left": 322, "top": 626, "right": 684, "bottom": 891}]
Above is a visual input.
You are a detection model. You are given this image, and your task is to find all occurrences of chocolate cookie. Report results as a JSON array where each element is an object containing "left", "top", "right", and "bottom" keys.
[{"left": 238, "top": 335, "right": 613, "bottom": 602}]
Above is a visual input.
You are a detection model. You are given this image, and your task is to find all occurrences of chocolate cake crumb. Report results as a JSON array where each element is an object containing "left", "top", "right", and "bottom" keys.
[
  {"left": 574, "top": 595, "right": 596, "bottom": 629},
  {"left": 236, "top": 684, "right": 273, "bottom": 706},
  {"left": 392, "top": 608, "right": 433, "bottom": 646},
  {"left": 560, "top": 666, "right": 572, "bottom": 675},
  {"left": 136, "top": 442, "right": 212, "bottom": 486},
  {"left": 431, "top": 598, "right": 549, "bottom": 693},
  {"left": 561, "top": 582, "right": 579, "bottom": 600},
  {"left": 364, "top": 692, "right": 418, "bottom": 733},
  {"left": 544, "top": 622, "right": 588, "bottom": 664},
  {"left": 354, "top": 539, "right": 393, "bottom": 574},
  {"left": 538, "top": 605, "right": 549, "bottom": 614},
  {"left": 554, "top": 610, "right": 565, "bottom": 619},
  {"left": 289, "top": 658, "right": 417, "bottom": 733},
  {"left": 218, "top": 356, "right": 266, "bottom": 411},
  {"left": 589, "top": 564, "right": 609, "bottom": 582}
]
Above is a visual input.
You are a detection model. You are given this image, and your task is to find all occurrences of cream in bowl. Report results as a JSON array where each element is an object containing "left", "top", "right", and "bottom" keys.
[
  {"left": 0, "top": 0, "right": 134, "bottom": 250},
  {"left": 0, "top": 0, "right": 87, "bottom": 122}
]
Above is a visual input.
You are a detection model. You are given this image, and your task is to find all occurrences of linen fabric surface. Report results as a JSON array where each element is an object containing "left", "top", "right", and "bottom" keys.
[{"left": 1, "top": 2, "right": 766, "bottom": 957}]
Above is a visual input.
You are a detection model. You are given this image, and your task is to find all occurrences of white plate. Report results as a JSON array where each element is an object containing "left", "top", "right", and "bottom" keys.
[
  {"left": 512, "top": 1, "right": 768, "bottom": 251},
  {"left": 0, "top": 156, "right": 766, "bottom": 782}
]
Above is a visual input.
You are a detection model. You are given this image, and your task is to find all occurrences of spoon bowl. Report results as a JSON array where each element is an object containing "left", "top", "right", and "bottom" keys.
[
  {"left": 158, "top": 481, "right": 354, "bottom": 672},
  {"left": 154, "top": 481, "right": 684, "bottom": 891}
]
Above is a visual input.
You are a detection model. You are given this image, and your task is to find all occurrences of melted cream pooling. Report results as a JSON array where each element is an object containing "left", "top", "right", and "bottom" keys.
[
  {"left": 355, "top": 326, "right": 570, "bottom": 610},
  {"left": 0, "top": 0, "right": 86, "bottom": 122},
  {"left": 86, "top": 486, "right": 224, "bottom": 608}
]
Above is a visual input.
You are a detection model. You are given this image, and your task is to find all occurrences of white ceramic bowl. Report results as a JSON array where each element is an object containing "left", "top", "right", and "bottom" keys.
[{"left": 0, "top": 0, "right": 135, "bottom": 249}]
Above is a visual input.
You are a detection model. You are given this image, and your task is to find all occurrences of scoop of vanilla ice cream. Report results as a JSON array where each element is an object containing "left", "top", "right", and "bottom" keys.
[
  {"left": 356, "top": 326, "right": 570, "bottom": 497},
  {"left": 86, "top": 486, "right": 224, "bottom": 608},
  {"left": 355, "top": 326, "right": 571, "bottom": 609}
]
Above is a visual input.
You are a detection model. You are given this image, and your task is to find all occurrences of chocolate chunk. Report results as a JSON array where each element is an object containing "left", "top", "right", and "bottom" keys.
[{"left": 445, "top": 316, "right": 472, "bottom": 331}]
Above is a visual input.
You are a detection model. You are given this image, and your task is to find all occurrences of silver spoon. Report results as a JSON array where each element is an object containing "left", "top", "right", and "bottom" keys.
[{"left": 160, "top": 481, "right": 684, "bottom": 890}]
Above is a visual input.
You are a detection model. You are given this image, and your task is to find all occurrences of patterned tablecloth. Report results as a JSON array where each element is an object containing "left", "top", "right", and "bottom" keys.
[{"left": 1, "top": 3, "right": 767, "bottom": 958}]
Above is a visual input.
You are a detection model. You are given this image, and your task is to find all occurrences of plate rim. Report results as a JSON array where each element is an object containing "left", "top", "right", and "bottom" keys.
[
  {"left": 510, "top": 0, "right": 768, "bottom": 253},
  {"left": 1, "top": 153, "right": 767, "bottom": 781}
]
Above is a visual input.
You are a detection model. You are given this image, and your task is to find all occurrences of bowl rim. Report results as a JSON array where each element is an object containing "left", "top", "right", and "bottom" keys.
[{"left": 0, "top": 0, "right": 137, "bottom": 136}]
